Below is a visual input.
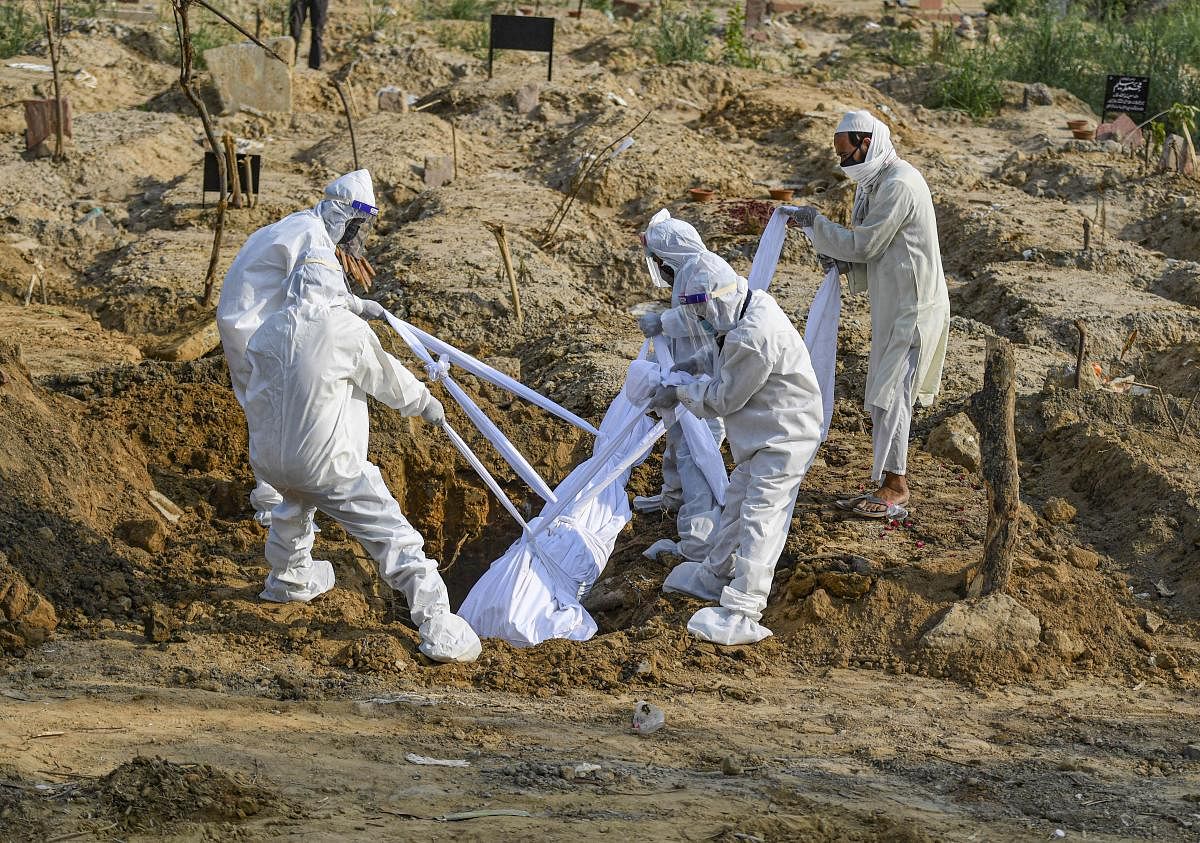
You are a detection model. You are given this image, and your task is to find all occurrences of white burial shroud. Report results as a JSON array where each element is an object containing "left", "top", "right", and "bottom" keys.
[{"left": 386, "top": 210, "right": 840, "bottom": 647}]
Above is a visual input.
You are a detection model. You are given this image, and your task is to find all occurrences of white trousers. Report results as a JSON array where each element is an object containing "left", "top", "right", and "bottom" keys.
[
  {"left": 660, "top": 417, "right": 724, "bottom": 562},
  {"left": 263, "top": 463, "right": 451, "bottom": 625},
  {"left": 702, "top": 442, "right": 816, "bottom": 618},
  {"left": 869, "top": 345, "right": 919, "bottom": 484}
]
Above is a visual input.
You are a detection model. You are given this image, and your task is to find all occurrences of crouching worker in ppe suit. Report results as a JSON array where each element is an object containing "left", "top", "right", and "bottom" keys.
[
  {"left": 635, "top": 210, "right": 725, "bottom": 566},
  {"left": 241, "top": 253, "right": 482, "bottom": 664},
  {"left": 648, "top": 254, "right": 823, "bottom": 645},
  {"left": 218, "top": 169, "right": 388, "bottom": 526}
]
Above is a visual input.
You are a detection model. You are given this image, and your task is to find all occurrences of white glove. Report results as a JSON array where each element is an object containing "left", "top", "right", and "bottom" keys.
[
  {"left": 353, "top": 297, "right": 389, "bottom": 321},
  {"left": 638, "top": 312, "right": 663, "bottom": 338},
  {"left": 672, "top": 354, "right": 709, "bottom": 377},
  {"left": 648, "top": 384, "right": 677, "bottom": 410},
  {"left": 782, "top": 205, "right": 819, "bottom": 227},
  {"left": 421, "top": 397, "right": 445, "bottom": 426}
]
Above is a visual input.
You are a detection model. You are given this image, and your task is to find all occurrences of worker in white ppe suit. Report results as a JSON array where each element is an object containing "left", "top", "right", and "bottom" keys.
[
  {"left": 635, "top": 210, "right": 725, "bottom": 566},
  {"left": 217, "top": 169, "right": 387, "bottom": 526},
  {"left": 784, "top": 111, "right": 949, "bottom": 521},
  {"left": 648, "top": 253, "right": 823, "bottom": 645},
  {"left": 239, "top": 212, "right": 481, "bottom": 665}
]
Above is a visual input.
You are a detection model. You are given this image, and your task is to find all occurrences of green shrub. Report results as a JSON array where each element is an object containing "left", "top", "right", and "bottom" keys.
[
  {"left": 432, "top": 21, "right": 488, "bottom": 56},
  {"left": 927, "top": 38, "right": 1004, "bottom": 119},
  {"left": 0, "top": 2, "right": 40, "bottom": 60},
  {"left": 722, "top": 5, "right": 759, "bottom": 68},
  {"left": 420, "top": 0, "right": 496, "bottom": 21},
  {"left": 886, "top": 28, "right": 923, "bottom": 67},
  {"left": 645, "top": 3, "right": 715, "bottom": 64}
]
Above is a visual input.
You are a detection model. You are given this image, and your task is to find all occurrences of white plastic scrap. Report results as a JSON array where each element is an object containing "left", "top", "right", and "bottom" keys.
[
  {"left": 631, "top": 700, "right": 665, "bottom": 735},
  {"left": 405, "top": 753, "right": 470, "bottom": 767}
]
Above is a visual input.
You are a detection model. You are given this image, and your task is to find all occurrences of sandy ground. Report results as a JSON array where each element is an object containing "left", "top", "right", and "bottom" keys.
[{"left": 3, "top": 0, "right": 1200, "bottom": 840}]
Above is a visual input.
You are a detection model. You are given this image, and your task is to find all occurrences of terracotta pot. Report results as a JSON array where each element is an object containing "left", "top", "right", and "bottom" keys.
[
  {"left": 567, "top": 9, "right": 581, "bottom": 15},
  {"left": 688, "top": 187, "right": 715, "bottom": 202},
  {"left": 1071, "top": 128, "right": 1095, "bottom": 140},
  {"left": 1066, "top": 119, "right": 1089, "bottom": 130},
  {"left": 768, "top": 187, "right": 794, "bottom": 201}
]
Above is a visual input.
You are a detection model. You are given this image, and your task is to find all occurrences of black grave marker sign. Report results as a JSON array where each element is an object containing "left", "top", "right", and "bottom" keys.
[
  {"left": 489, "top": 14, "right": 555, "bottom": 81},
  {"left": 202, "top": 150, "right": 262, "bottom": 206},
  {"left": 1104, "top": 75, "right": 1150, "bottom": 115}
]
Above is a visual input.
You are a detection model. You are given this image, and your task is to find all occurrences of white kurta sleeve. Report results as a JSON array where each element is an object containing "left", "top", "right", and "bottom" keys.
[
  {"left": 678, "top": 338, "right": 772, "bottom": 420},
  {"left": 809, "top": 179, "right": 914, "bottom": 266},
  {"left": 350, "top": 326, "right": 432, "bottom": 416}
]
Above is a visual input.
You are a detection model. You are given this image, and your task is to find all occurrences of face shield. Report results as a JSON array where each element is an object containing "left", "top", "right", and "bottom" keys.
[{"left": 337, "top": 198, "right": 379, "bottom": 259}]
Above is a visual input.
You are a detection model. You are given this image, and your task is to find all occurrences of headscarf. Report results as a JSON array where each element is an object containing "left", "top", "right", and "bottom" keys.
[{"left": 836, "top": 110, "right": 899, "bottom": 198}]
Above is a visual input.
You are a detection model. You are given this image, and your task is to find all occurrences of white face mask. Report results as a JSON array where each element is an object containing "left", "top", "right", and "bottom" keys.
[{"left": 840, "top": 161, "right": 870, "bottom": 182}]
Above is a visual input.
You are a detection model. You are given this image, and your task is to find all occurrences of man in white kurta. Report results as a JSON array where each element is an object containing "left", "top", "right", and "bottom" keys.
[{"left": 786, "top": 111, "right": 949, "bottom": 519}]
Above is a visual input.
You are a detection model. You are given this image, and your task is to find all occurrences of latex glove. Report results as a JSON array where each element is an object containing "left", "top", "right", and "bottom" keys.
[
  {"left": 420, "top": 397, "right": 445, "bottom": 426},
  {"left": 648, "top": 384, "right": 677, "bottom": 410},
  {"left": 638, "top": 312, "right": 663, "bottom": 338},
  {"left": 672, "top": 354, "right": 709, "bottom": 377},
  {"left": 782, "top": 205, "right": 819, "bottom": 228},
  {"left": 353, "top": 297, "right": 389, "bottom": 321}
]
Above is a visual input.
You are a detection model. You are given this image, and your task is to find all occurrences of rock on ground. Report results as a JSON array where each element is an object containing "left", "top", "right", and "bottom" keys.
[
  {"left": 0, "top": 551, "right": 58, "bottom": 652},
  {"left": 919, "top": 593, "right": 1041, "bottom": 654},
  {"left": 925, "top": 412, "right": 981, "bottom": 471}
]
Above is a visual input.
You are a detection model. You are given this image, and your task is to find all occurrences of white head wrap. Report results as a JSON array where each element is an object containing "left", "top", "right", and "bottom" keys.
[
  {"left": 643, "top": 208, "right": 707, "bottom": 288},
  {"left": 836, "top": 110, "right": 899, "bottom": 193}
]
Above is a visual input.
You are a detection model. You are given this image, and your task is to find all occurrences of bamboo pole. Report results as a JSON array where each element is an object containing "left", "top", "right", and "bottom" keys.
[{"left": 485, "top": 222, "right": 523, "bottom": 329}]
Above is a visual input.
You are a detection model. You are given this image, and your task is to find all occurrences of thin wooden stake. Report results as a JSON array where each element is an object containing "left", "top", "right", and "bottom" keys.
[
  {"left": 223, "top": 132, "right": 243, "bottom": 209},
  {"left": 975, "top": 336, "right": 1019, "bottom": 596},
  {"left": 1073, "top": 319, "right": 1088, "bottom": 389},
  {"left": 24, "top": 275, "right": 36, "bottom": 306},
  {"left": 451, "top": 120, "right": 459, "bottom": 180},
  {"left": 485, "top": 222, "right": 523, "bottom": 329},
  {"left": 40, "top": 271, "right": 46, "bottom": 304},
  {"left": 44, "top": 12, "right": 65, "bottom": 161},
  {"left": 331, "top": 78, "right": 359, "bottom": 171},
  {"left": 242, "top": 153, "right": 255, "bottom": 207}
]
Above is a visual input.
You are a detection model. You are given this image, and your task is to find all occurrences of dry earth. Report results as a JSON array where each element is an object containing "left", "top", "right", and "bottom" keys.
[{"left": 2, "top": 0, "right": 1200, "bottom": 840}]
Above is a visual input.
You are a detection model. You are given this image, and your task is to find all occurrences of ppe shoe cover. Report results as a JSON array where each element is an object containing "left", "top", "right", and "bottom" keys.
[
  {"left": 643, "top": 538, "right": 679, "bottom": 560},
  {"left": 686, "top": 606, "right": 773, "bottom": 645},
  {"left": 632, "top": 493, "right": 670, "bottom": 514},
  {"left": 418, "top": 613, "right": 482, "bottom": 664},
  {"left": 260, "top": 559, "right": 335, "bottom": 603},
  {"left": 662, "top": 560, "right": 728, "bottom": 602},
  {"left": 253, "top": 510, "right": 273, "bottom": 528}
]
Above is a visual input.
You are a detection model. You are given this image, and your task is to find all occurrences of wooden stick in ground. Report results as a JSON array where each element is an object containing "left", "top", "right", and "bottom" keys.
[
  {"left": 451, "top": 120, "right": 459, "bottom": 180},
  {"left": 44, "top": 12, "right": 64, "bottom": 161},
  {"left": 1073, "top": 318, "right": 1088, "bottom": 389},
  {"left": 223, "top": 132, "right": 243, "bottom": 209},
  {"left": 1178, "top": 377, "right": 1200, "bottom": 438},
  {"left": 24, "top": 275, "right": 35, "bottom": 306},
  {"left": 241, "top": 153, "right": 255, "bottom": 207},
  {"left": 330, "top": 78, "right": 359, "bottom": 171},
  {"left": 39, "top": 271, "right": 46, "bottom": 304},
  {"left": 975, "top": 335, "right": 1019, "bottom": 596},
  {"left": 485, "top": 222, "right": 523, "bottom": 328}
]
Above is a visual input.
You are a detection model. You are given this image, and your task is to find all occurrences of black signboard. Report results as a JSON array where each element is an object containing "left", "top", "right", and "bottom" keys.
[
  {"left": 489, "top": 14, "right": 555, "bottom": 81},
  {"left": 202, "top": 150, "right": 261, "bottom": 205},
  {"left": 1104, "top": 75, "right": 1150, "bottom": 115}
]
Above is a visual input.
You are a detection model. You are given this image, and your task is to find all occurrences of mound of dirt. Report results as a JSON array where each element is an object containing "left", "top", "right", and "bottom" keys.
[{"left": 89, "top": 756, "right": 284, "bottom": 830}]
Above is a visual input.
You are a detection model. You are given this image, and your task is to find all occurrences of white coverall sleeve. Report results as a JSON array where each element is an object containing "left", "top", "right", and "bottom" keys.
[
  {"left": 809, "top": 179, "right": 914, "bottom": 266},
  {"left": 660, "top": 305, "right": 692, "bottom": 340},
  {"left": 678, "top": 339, "right": 772, "bottom": 420},
  {"left": 351, "top": 327, "right": 434, "bottom": 417}
]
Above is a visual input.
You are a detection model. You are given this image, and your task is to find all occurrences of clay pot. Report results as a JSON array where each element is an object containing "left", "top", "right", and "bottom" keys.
[
  {"left": 1066, "top": 119, "right": 1089, "bottom": 130},
  {"left": 688, "top": 187, "right": 715, "bottom": 202},
  {"left": 1071, "top": 127, "right": 1095, "bottom": 140},
  {"left": 567, "top": 9, "right": 581, "bottom": 15},
  {"left": 768, "top": 187, "right": 794, "bottom": 201}
]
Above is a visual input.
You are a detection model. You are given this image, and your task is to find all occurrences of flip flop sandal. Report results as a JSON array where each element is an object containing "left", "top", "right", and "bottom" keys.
[
  {"left": 849, "top": 495, "right": 910, "bottom": 521},
  {"left": 834, "top": 492, "right": 872, "bottom": 511}
]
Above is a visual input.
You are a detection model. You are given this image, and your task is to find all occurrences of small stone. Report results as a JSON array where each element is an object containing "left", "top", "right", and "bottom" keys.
[
  {"left": 801, "top": 588, "right": 835, "bottom": 623},
  {"left": 1025, "top": 83, "right": 1054, "bottom": 105},
  {"left": 143, "top": 603, "right": 174, "bottom": 643},
  {"left": 36, "top": 526, "right": 55, "bottom": 543},
  {"left": 925, "top": 412, "right": 981, "bottom": 472},
  {"left": 1183, "top": 744, "right": 1200, "bottom": 760},
  {"left": 559, "top": 765, "right": 576, "bottom": 780},
  {"left": 1042, "top": 497, "right": 1077, "bottom": 524},
  {"left": 1156, "top": 651, "right": 1179, "bottom": 669},
  {"left": 1043, "top": 628, "right": 1083, "bottom": 660},
  {"left": 919, "top": 593, "right": 1041, "bottom": 654},
  {"left": 816, "top": 571, "right": 873, "bottom": 600},
  {"left": 1067, "top": 546, "right": 1099, "bottom": 570},
  {"left": 720, "top": 755, "right": 743, "bottom": 776},
  {"left": 514, "top": 81, "right": 541, "bottom": 115},
  {"left": 117, "top": 518, "right": 166, "bottom": 554},
  {"left": 1141, "top": 611, "right": 1165, "bottom": 634},
  {"left": 423, "top": 155, "right": 454, "bottom": 189}
]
